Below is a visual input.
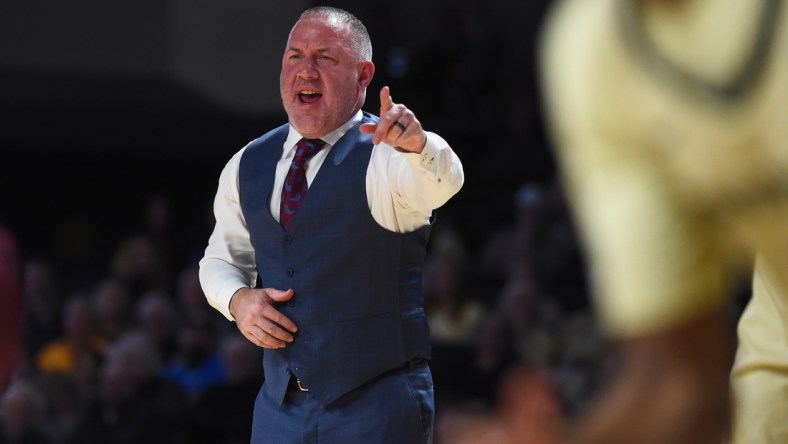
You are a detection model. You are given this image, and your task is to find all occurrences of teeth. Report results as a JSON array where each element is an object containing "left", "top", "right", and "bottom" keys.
[{"left": 300, "top": 91, "right": 319, "bottom": 95}]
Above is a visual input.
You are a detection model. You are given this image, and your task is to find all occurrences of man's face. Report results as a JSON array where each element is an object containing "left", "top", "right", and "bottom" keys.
[{"left": 280, "top": 16, "right": 374, "bottom": 139}]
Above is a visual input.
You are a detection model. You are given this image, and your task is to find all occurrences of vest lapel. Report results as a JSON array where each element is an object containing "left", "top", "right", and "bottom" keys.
[{"left": 332, "top": 112, "right": 378, "bottom": 166}]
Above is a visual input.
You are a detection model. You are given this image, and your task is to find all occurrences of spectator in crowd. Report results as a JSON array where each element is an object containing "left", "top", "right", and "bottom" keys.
[
  {"left": 0, "top": 381, "right": 52, "bottom": 444},
  {"left": 135, "top": 291, "right": 179, "bottom": 363},
  {"left": 36, "top": 296, "right": 105, "bottom": 390},
  {"left": 424, "top": 254, "right": 483, "bottom": 347},
  {"left": 111, "top": 234, "right": 169, "bottom": 297},
  {"left": 191, "top": 333, "right": 262, "bottom": 444},
  {"left": 176, "top": 266, "right": 216, "bottom": 323},
  {"left": 91, "top": 278, "right": 131, "bottom": 343},
  {"left": 22, "top": 260, "right": 63, "bottom": 365},
  {"left": 163, "top": 311, "right": 226, "bottom": 397},
  {"left": 69, "top": 333, "right": 189, "bottom": 444},
  {"left": 37, "top": 372, "right": 87, "bottom": 444}
]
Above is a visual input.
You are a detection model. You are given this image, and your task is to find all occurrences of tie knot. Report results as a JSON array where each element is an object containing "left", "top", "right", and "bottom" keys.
[{"left": 293, "top": 138, "right": 326, "bottom": 165}]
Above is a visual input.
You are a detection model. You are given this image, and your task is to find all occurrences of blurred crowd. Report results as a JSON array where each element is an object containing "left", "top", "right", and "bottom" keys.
[
  {"left": 0, "top": 179, "right": 612, "bottom": 444},
  {"left": 0, "top": 194, "right": 263, "bottom": 444}
]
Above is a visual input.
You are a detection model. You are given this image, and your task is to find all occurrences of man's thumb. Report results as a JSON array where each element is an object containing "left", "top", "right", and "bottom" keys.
[
  {"left": 266, "top": 288, "right": 294, "bottom": 302},
  {"left": 359, "top": 123, "right": 377, "bottom": 134}
]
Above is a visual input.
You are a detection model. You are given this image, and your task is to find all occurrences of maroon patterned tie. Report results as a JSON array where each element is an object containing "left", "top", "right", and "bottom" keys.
[{"left": 280, "top": 138, "right": 326, "bottom": 228}]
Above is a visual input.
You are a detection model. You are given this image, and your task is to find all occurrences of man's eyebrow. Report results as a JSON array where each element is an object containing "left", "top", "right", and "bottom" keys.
[{"left": 286, "top": 47, "right": 333, "bottom": 54}]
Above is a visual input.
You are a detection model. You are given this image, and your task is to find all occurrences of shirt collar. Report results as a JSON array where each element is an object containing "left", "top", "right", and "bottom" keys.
[{"left": 282, "top": 111, "right": 363, "bottom": 157}]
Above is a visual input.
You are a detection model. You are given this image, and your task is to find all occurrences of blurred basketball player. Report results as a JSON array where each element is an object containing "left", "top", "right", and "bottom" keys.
[{"left": 475, "top": 0, "right": 788, "bottom": 443}]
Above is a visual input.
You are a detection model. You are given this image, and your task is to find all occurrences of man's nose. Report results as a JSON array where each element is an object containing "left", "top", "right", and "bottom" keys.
[{"left": 297, "top": 59, "right": 319, "bottom": 80}]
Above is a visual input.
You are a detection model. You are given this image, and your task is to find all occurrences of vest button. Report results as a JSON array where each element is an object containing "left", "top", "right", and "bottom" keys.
[
  {"left": 284, "top": 235, "right": 293, "bottom": 245},
  {"left": 286, "top": 267, "right": 294, "bottom": 277}
]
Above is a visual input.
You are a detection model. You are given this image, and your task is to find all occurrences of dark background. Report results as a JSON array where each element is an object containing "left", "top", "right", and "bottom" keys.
[{"left": 0, "top": 0, "right": 554, "bottom": 273}]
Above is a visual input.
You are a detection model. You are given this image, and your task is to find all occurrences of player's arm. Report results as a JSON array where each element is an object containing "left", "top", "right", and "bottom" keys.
[
  {"left": 565, "top": 311, "right": 734, "bottom": 444},
  {"left": 494, "top": 310, "right": 733, "bottom": 444},
  {"left": 550, "top": 140, "right": 734, "bottom": 444},
  {"left": 494, "top": 157, "right": 736, "bottom": 444}
]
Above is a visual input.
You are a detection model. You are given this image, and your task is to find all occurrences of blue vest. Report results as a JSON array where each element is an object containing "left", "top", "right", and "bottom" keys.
[{"left": 238, "top": 113, "right": 432, "bottom": 405}]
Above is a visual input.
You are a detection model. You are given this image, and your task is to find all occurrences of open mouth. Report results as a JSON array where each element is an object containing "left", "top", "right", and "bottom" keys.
[{"left": 298, "top": 90, "right": 322, "bottom": 104}]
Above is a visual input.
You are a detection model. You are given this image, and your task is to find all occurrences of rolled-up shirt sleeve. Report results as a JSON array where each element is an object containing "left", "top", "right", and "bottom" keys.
[
  {"left": 368, "top": 131, "right": 464, "bottom": 233},
  {"left": 198, "top": 148, "right": 257, "bottom": 321}
]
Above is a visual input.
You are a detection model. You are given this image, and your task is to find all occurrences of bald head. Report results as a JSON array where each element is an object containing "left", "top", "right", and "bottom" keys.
[{"left": 297, "top": 6, "right": 372, "bottom": 62}]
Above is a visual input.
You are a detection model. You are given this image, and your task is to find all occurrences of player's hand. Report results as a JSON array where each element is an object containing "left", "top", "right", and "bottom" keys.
[
  {"left": 435, "top": 409, "right": 510, "bottom": 444},
  {"left": 499, "top": 366, "right": 565, "bottom": 444},
  {"left": 437, "top": 366, "right": 565, "bottom": 444},
  {"left": 359, "top": 86, "right": 427, "bottom": 153},
  {"left": 229, "top": 287, "right": 298, "bottom": 349}
]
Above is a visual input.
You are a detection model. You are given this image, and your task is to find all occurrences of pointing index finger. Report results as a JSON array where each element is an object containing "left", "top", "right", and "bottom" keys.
[{"left": 380, "top": 86, "right": 394, "bottom": 113}]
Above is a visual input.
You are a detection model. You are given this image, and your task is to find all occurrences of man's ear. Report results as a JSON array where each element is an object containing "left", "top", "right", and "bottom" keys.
[{"left": 358, "top": 60, "right": 375, "bottom": 88}]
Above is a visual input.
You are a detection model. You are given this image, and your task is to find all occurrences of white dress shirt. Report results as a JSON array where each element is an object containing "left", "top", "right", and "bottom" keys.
[{"left": 199, "top": 110, "right": 464, "bottom": 320}]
